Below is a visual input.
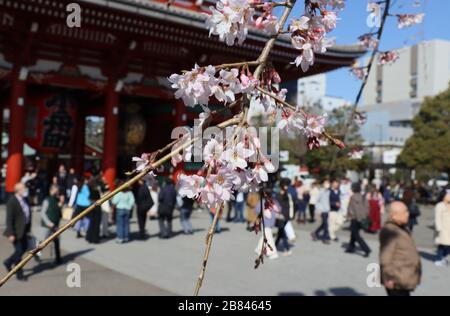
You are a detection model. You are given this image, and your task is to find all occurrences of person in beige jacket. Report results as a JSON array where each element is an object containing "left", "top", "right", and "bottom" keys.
[
  {"left": 379, "top": 201, "right": 422, "bottom": 296},
  {"left": 434, "top": 190, "right": 450, "bottom": 266}
]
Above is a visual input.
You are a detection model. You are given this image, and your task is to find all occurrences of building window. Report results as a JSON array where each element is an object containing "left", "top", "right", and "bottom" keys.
[
  {"left": 410, "top": 73, "right": 418, "bottom": 98},
  {"left": 376, "top": 80, "right": 382, "bottom": 103}
]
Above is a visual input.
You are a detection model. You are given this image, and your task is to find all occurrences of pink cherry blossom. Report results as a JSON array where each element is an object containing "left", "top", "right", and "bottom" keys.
[
  {"left": 397, "top": 13, "right": 425, "bottom": 29},
  {"left": 378, "top": 51, "right": 399, "bottom": 66}
]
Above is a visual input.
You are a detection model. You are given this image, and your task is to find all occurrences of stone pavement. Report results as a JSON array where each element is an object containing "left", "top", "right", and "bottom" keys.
[{"left": 0, "top": 205, "right": 449, "bottom": 296}]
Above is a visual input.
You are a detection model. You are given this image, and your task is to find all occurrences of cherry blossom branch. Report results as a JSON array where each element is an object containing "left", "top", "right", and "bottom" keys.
[
  {"left": 193, "top": 203, "right": 223, "bottom": 296},
  {"left": 330, "top": 0, "right": 391, "bottom": 169},
  {"left": 251, "top": 1, "right": 294, "bottom": 9},
  {"left": 192, "top": 1, "right": 297, "bottom": 296},
  {"left": 257, "top": 86, "right": 345, "bottom": 148},
  {"left": 215, "top": 60, "right": 260, "bottom": 70},
  {"left": 254, "top": 189, "right": 271, "bottom": 269},
  {"left": 253, "top": 0, "right": 296, "bottom": 79},
  {"left": 256, "top": 86, "right": 297, "bottom": 111},
  {"left": 0, "top": 114, "right": 242, "bottom": 288}
]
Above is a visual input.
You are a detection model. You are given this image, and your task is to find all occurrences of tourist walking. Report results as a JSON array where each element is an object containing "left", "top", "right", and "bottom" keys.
[
  {"left": 73, "top": 177, "right": 91, "bottom": 238},
  {"left": 233, "top": 192, "right": 245, "bottom": 223},
  {"left": 136, "top": 179, "right": 154, "bottom": 239},
  {"left": 158, "top": 178, "right": 177, "bottom": 238},
  {"left": 3, "top": 183, "right": 31, "bottom": 280},
  {"left": 112, "top": 184, "right": 135, "bottom": 243},
  {"left": 40, "top": 185, "right": 64, "bottom": 264},
  {"left": 379, "top": 201, "right": 421, "bottom": 296},
  {"left": 180, "top": 196, "right": 194, "bottom": 235},
  {"left": 434, "top": 190, "right": 450, "bottom": 266},
  {"left": 275, "top": 180, "right": 294, "bottom": 256},
  {"left": 328, "top": 179, "right": 341, "bottom": 242},
  {"left": 245, "top": 192, "right": 260, "bottom": 231},
  {"left": 312, "top": 180, "right": 331, "bottom": 243},
  {"left": 402, "top": 186, "right": 421, "bottom": 232},
  {"left": 308, "top": 181, "right": 319, "bottom": 223},
  {"left": 367, "top": 185, "right": 385, "bottom": 233},
  {"left": 345, "top": 183, "right": 371, "bottom": 257},
  {"left": 85, "top": 183, "right": 101, "bottom": 244}
]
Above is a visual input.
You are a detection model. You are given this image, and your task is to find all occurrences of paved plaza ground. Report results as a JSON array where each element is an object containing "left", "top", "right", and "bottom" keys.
[{"left": 0, "top": 204, "right": 449, "bottom": 296}]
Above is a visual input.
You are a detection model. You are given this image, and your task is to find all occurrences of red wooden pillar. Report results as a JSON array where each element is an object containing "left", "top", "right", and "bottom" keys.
[
  {"left": 5, "top": 68, "right": 27, "bottom": 193},
  {"left": 0, "top": 99, "right": 4, "bottom": 170},
  {"left": 72, "top": 109, "right": 85, "bottom": 175},
  {"left": 102, "top": 84, "right": 119, "bottom": 190}
]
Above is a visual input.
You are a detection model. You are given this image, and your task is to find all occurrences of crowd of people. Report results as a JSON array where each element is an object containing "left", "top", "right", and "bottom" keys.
[{"left": 2, "top": 164, "right": 450, "bottom": 296}]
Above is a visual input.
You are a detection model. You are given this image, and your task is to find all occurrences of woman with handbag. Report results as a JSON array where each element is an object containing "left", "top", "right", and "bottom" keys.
[{"left": 345, "top": 183, "right": 371, "bottom": 257}]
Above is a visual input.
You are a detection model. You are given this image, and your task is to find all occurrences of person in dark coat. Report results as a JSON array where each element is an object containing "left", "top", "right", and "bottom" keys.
[
  {"left": 345, "top": 183, "right": 371, "bottom": 257},
  {"left": 3, "top": 183, "right": 31, "bottom": 280},
  {"left": 275, "top": 179, "right": 294, "bottom": 256},
  {"left": 402, "top": 186, "right": 421, "bottom": 232},
  {"left": 180, "top": 196, "right": 195, "bottom": 234},
  {"left": 41, "top": 184, "right": 64, "bottom": 265},
  {"left": 136, "top": 179, "right": 154, "bottom": 239},
  {"left": 85, "top": 182, "right": 101, "bottom": 244},
  {"left": 158, "top": 178, "right": 177, "bottom": 238},
  {"left": 379, "top": 201, "right": 422, "bottom": 296}
]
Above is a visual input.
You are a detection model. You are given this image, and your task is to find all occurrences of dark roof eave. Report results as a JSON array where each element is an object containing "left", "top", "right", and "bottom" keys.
[{"left": 81, "top": 0, "right": 367, "bottom": 59}]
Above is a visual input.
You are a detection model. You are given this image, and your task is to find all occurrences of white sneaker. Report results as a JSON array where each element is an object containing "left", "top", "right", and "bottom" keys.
[
  {"left": 268, "top": 254, "right": 279, "bottom": 260},
  {"left": 434, "top": 259, "right": 448, "bottom": 267}
]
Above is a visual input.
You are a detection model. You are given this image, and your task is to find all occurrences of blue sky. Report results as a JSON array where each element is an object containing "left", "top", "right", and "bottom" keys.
[{"left": 287, "top": 0, "right": 450, "bottom": 101}]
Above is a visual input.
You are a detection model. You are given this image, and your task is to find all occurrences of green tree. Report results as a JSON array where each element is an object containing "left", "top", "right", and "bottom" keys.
[{"left": 397, "top": 86, "right": 450, "bottom": 178}]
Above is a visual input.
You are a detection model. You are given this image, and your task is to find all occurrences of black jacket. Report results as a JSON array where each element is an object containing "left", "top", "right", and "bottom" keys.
[
  {"left": 158, "top": 183, "right": 177, "bottom": 215},
  {"left": 4, "top": 195, "right": 31, "bottom": 239},
  {"left": 137, "top": 184, "right": 154, "bottom": 214},
  {"left": 276, "top": 192, "right": 291, "bottom": 221}
]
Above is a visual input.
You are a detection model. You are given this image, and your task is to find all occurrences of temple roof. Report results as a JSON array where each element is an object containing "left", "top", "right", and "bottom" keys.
[{"left": 0, "top": 0, "right": 366, "bottom": 94}]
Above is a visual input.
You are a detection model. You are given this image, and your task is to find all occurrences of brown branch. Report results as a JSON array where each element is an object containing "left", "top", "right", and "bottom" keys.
[
  {"left": 215, "top": 60, "right": 260, "bottom": 70},
  {"left": 193, "top": 203, "right": 223, "bottom": 296},
  {"left": 254, "top": 189, "right": 271, "bottom": 269},
  {"left": 256, "top": 86, "right": 297, "bottom": 111},
  {"left": 253, "top": 0, "right": 297, "bottom": 80}
]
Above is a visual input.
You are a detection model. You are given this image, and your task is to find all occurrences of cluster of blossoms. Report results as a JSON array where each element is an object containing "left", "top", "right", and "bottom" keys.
[
  {"left": 206, "top": 0, "right": 280, "bottom": 46},
  {"left": 353, "top": 110, "right": 367, "bottom": 125},
  {"left": 397, "top": 13, "right": 425, "bottom": 29},
  {"left": 277, "top": 108, "right": 328, "bottom": 150},
  {"left": 350, "top": 63, "right": 367, "bottom": 80},
  {"left": 378, "top": 51, "right": 399, "bottom": 65},
  {"left": 289, "top": 0, "right": 344, "bottom": 72},
  {"left": 358, "top": 33, "right": 379, "bottom": 50},
  {"left": 177, "top": 135, "right": 276, "bottom": 209},
  {"left": 168, "top": 64, "right": 258, "bottom": 108}
]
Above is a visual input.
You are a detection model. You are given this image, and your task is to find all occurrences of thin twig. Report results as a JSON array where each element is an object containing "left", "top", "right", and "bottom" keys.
[
  {"left": 256, "top": 86, "right": 297, "bottom": 111},
  {"left": 215, "top": 60, "right": 260, "bottom": 70},
  {"left": 193, "top": 203, "right": 223, "bottom": 296},
  {"left": 255, "top": 189, "right": 270, "bottom": 269},
  {"left": 329, "top": 0, "right": 391, "bottom": 170}
]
